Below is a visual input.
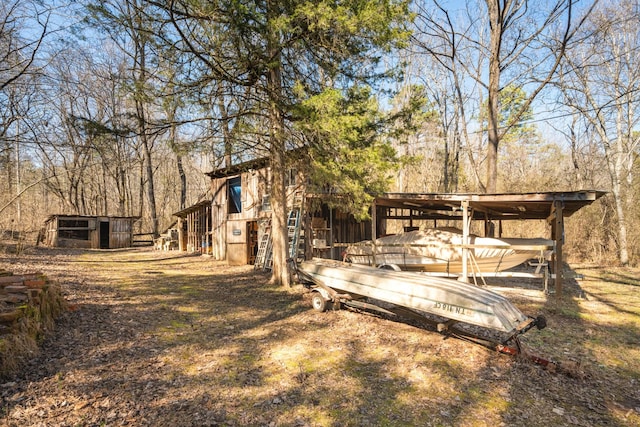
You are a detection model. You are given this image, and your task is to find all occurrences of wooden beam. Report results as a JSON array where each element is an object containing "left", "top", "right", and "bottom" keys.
[
  {"left": 178, "top": 217, "right": 185, "bottom": 251},
  {"left": 371, "top": 199, "right": 377, "bottom": 265},
  {"left": 461, "top": 200, "right": 469, "bottom": 282},
  {"left": 551, "top": 200, "right": 564, "bottom": 298},
  {"left": 371, "top": 199, "right": 377, "bottom": 240}
]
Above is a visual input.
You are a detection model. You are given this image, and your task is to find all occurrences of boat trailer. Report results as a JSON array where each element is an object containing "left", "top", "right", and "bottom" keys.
[{"left": 295, "top": 258, "right": 556, "bottom": 368}]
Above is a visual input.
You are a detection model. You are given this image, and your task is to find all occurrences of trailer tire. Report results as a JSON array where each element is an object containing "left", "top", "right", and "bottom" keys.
[
  {"left": 311, "top": 292, "right": 329, "bottom": 312},
  {"left": 535, "top": 315, "right": 547, "bottom": 330}
]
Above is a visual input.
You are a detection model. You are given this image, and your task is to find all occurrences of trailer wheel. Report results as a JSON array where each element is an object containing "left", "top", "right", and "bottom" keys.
[
  {"left": 311, "top": 292, "right": 329, "bottom": 312},
  {"left": 378, "top": 263, "right": 401, "bottom": 271}
]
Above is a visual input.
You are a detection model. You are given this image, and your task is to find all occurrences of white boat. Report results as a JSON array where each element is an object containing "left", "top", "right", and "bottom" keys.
[
  {"left": 343, "top": 229, "right": 552, "bottom": 274},
  {"left": 297, "top": 258, "right": 544, "bottom": 335}
]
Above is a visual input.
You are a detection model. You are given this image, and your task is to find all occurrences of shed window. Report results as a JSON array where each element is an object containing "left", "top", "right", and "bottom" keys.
[
  {"left": 59, "top": 219, "right": 89, "bottom": 228},
  {"left": 59, "top": 229, "right": 90, "bottom": 240},
  {"left": 228, "top": 176, "right": 242, "bottom": 213},
  {"left": 261, "top": 195, "right": 271, "bottom": 212},
  {"left": 285, "top": 168, "right": 297, "bottom": 187}
]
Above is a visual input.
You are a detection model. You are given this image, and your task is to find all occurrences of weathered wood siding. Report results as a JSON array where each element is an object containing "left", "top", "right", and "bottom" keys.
[
  {"left": 42, "top": 216, "right": 94, "bottom": 249},
  {"left": 183, "top": 203, "right": 212, "bottom": 253},
  {"left": 109, "top": 217, "right": 134, "bottom": 249},
  {"left": 211, "top": 169, "right": 268, "bottom": 264},
  {"left": 41, "top": 215, "right": 137, "bottom": 249}
]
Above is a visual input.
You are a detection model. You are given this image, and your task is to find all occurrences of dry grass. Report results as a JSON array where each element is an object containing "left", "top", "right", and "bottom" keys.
[{"left": 1, "top": 248, "right": 639, "bottom": 426}]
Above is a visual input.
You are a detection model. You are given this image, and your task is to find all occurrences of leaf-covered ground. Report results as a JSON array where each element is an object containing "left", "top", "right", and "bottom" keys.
[{"left": 0, "top": 247, "right": 638, "bottom": 426}]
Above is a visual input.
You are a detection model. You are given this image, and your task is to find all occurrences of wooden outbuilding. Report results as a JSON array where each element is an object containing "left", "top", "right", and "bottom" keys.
[
  {"left": 193, "top": 155, "right": 605, "bottom": 295},
  {"left": 40, "top": 215, "right": 139, "bottom": 249},
  {"left": 198, "top": 153, "right": 371, "bottom": 265},
  {"left": 173, "top": 201, "right": 213, "bottom": 254},
  {"left": 205, "top": 157, "right": 298, "bottom": 265}
]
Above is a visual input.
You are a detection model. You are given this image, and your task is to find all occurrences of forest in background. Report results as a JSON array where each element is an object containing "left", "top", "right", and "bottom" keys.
[{"left": 1, "top": 0, "right": 638, "bottom": 269}]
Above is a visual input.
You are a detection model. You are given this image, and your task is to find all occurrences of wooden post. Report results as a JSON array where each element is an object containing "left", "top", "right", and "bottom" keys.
[
  {"left": 204, "top": 205, "right": 213, "bottom": 255},
  {"left": 553, "top": 200, "right": 564, "bottom": 298},
  {"left": 178, "top": 217, "right": 185, "bottom": 251},
  {"left": 371, "top": 199, "right": 377, "bottom": 265},
  {"left": 189, "top": 211, "right": 194, "bottom": 251},
  {"left": 461, "top": 200, "right": 469, "bottom": 282},
  {"left": 201, "top": 204, "right": 206, "bottom": 253}
]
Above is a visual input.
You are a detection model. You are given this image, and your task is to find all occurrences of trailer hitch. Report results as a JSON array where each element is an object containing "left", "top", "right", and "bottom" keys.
[{"left": 516, "top": 315, "right": 547, "bottom": 336}]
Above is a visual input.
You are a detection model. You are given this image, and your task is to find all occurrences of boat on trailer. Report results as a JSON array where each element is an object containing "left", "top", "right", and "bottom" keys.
[
  {"left": 343, "top": 229, "right": 552, "bottom": 274},
  {"left": 296, "top": 258, "right": 546, "bottom": 342}
]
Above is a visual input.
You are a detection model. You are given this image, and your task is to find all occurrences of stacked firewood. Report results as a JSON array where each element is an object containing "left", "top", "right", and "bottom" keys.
[
  {"left": 0, "top": 269, "right": 67, "bottom": 376},
  {"left": 0, "top": 270, "right": 61, "bottom": 333}
]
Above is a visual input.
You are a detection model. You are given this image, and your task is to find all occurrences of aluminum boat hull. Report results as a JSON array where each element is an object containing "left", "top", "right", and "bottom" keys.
[{"left": 298, "top": 258, "right": 532, "bottom": 334}]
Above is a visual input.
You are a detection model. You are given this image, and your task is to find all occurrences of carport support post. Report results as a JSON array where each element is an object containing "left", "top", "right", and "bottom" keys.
[
  {"left": 178, "top": 217, "right": 185, "bottom": 252},
  {"left": 371, "top": 199, "right": 377, "bottom": 265},
  {"left": 550, "top": 200, "right": 564, "bottom": 298},
  {"left": 461, "top": 200, "right": 469, "bottom": 282}
]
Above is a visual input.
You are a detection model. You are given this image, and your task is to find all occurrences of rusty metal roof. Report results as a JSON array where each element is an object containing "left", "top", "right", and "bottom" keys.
[
  {"left": 375, "top": 190, "right": 606, "bottom": 221},
  {"left": 173, "top": 199, "right": 212, "bottom": 218}
]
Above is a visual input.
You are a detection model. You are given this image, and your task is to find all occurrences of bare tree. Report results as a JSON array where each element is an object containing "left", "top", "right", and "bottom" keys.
[
  {"left": 28, "top": 43, "right": 142, "bottom": 218},
  {"left": 411, "top": 0, "right": 595, "bottom": 192},
  {"left": 0, "top": 0, "right": 51, "bottom": 225},
  {"left": 1, "top": 75, "right": 41, "bottom": 224},
  {"left": 410, "top": 2, "right": 486, "bottom": 191},
  {"left": 36, "top": 52, "right": 99, "bottom": 214},
  {"left": 0, "top": 0, "right": 50, "bottom": 91},
  {"left": 557, "top": 1, "right": 640, "bottom": 265},
  {"left": 86, "top": 0, "right": 166, "bottom": 236}
]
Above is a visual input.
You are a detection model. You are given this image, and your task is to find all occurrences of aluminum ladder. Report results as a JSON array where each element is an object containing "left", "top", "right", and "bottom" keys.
[
  {"left": 287, "top": 208, "right": 304, "bottom": 262},
  {"left": 254, "top": 219, "right": 272, "bottom": 270}
]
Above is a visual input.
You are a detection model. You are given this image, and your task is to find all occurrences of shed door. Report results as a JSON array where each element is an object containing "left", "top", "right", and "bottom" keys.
[
  {"left": 247, "top": 221, "right": 258, "bottom": 265},
  {"left": 99, "top": 221, "right": 110, "bottom": 249}
]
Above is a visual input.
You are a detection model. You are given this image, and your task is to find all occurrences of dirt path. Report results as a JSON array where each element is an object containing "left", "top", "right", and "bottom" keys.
[{"left": 1, "top": 247, "right": 639, "bottom": 426}]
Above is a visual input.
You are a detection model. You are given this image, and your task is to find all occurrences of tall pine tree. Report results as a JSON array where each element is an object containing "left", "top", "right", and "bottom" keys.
[{"left": 155, "top": 0, "right": 412, "bottom": 286}]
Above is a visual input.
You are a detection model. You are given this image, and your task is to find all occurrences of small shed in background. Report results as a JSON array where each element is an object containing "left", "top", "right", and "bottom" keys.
[{"left": 40, "top": 215, "right": 139, "bottom": 249}]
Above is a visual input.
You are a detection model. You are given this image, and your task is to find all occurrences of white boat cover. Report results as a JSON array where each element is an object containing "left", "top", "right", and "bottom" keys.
[{"left": 344, "top": 229, "right": 551, "bottom": 273}]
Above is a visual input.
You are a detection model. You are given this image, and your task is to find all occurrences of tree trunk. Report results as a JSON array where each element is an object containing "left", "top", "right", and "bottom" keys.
[
  {"left": 102, "top": 166, "right": 109, "bottom": 215},
  {"left": 132, "top": 0, "right": 158, "bottom": 238},
  {"left": 267, "top": 0, "right": 290, "bottom": 287},
  {"left": 485, "top": 0, "right": 504, "bottom": 194},
  {"left": 611, "top": 174, "right": 629, "bottom": 265},
  {"left": 269, "top": 137, "right": 289, "bottom": 287},
  {"left": 169, "top": 121, "right": 187, "bottom": 210},
  {"left": 218, "top": 95, "right": 233, "bottom": 169},
  {"left": 452, "top": 40, "right": 484, "bottom": 192},
  {"left": 117, "top": 158, "right": 127, "bottom": 215},
  {"left": 614, "top": 104, "right": 630, "bottom": 266},
  {"left": 596, "top": 125, "right": 629, "bottom": 266},
  {"left": 138, "top": 160, "right": 145, "bottom": 226},
  {"left": 177, "top": 154, "right": 186, "bottom": 210},
  {"left": 140, "top": 126, "right": 158, "bottom": 237}
]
